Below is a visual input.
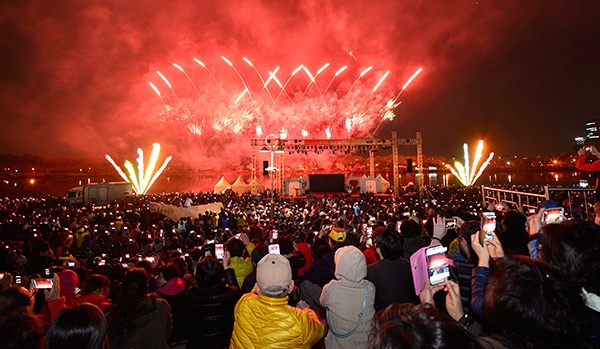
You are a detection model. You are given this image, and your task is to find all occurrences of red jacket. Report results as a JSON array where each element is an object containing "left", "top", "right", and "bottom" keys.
[{"left": 576, "top": 155, "right": 600, "bottom": 171}]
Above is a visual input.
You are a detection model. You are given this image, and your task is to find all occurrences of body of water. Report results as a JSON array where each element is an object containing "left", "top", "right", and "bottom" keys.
[{"left": 0, "top": 170, "right": 592, "bottom": 199}]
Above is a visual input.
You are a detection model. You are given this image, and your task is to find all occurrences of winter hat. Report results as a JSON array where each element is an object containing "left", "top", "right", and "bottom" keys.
[
  {"left": 256, "top": 254, "right": 292, "bottom": 297},
  {"left": 59, "top": 269, "right": 79, "bottom": 299},
  {"left": 329, "top": 227, "right": 346, "bottom": 242}
]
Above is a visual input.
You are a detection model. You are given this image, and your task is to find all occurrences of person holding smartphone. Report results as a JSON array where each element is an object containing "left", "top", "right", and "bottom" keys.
[{"left": 576, "top": 145, "right": 600, "bottom": 202}]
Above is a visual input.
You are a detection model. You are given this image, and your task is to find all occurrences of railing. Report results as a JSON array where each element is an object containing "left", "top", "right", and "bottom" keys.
[{"left": 481, "top": 186, "right": 596, "bottom": 219}]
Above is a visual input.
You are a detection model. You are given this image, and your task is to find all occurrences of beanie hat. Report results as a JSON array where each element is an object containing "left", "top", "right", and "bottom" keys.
[
  {"left": 256, "top": 254, "right": 292, "bottom": 297},
  {"left": 329, "top": 227, "right": 346, "bottom": 242}
]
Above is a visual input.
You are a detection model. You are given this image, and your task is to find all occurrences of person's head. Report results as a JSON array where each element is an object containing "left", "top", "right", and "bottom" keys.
[
  {"left": 45, "top": 303, "right": 107, "bottom": 349},
  {"left": 457, "top": 220, "right": 480, "bottom": 264},
  {"left": 82, "top": 274, "right": 110, "bottom": 296},
  {"left": 400, "top": 219, "right": 421, "bottom": 238},
  {"left": 0, "top": 286, "right": 45, "bottom": 349},
  {"left": 375, "top": 229, "right": 404, "bottom": 261},
  {"left": 539, "top": 219, "right": 600, "bottom": 295},
  {"left": 161, "top": 262, "right": 183, "bottom": 282},
  {"left": 278, "top": 237, "right": 294, "bottom": 256},
  {"left": 0, "top": 285, "right": 32, "bottom": 314},
  {"left": 119, "top": 268, "right": 149, "bottom": 300},
  {"left": 59, "top": 269, "right": 79, "bottom": 299},
  {"left": 328, "top": 227, "right": 346, "bottom": 249},
  {"left": 256, "top": 254, "right": 293, "bottom": 298},
  {"left": 194, "top": 256, "right": 224, "bottom": 289},
  {"left": 250, "top": 243, "right": 269, "bottom": 267},
  {"left": 368, "top": 303, "right": 482, "bottom": 349},
  {"left": 225, "top": 238, "right": 245, "bottom": 258},
  {"left": 593, "top": 202, "right": 600, "bottom": 226},
  {"left": 483, "top": 256, "right": 586, "bottom": 348},
  {"left": 334, "top": 245, "right": 367, "bottom": 282}
]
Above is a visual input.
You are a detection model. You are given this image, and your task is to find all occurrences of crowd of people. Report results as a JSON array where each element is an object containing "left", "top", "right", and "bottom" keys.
[{"left": 0, "top": 184, "right": 598, "bottom": 348}]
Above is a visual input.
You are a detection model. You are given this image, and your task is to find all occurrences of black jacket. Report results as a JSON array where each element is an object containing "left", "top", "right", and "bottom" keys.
[{"left": 183, "top": 269, "right": 241, "bottom": 349}]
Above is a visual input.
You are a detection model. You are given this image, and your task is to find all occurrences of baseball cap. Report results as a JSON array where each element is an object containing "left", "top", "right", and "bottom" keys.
[
  {"left": 329, "top": 227, "right": 346, "bottom": 242},
  {"left": 256, "top": 254, "right": 292, "bottom": 297}
]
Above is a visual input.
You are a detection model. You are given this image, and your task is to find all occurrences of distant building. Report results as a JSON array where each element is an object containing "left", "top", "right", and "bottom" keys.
[{"left": 585, "top": 120, "right": 600, "bottom": 140}]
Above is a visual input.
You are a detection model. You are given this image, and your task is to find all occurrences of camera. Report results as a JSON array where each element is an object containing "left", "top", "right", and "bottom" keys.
[{"left": 445, "top": 218, "right": 457, "bottom": 230}]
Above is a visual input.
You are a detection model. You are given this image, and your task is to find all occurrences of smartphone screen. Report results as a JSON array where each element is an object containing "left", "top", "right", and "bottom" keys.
[
  {"left": 268, "top": 244, "right": 281, "bottom": 254},
  {"left": 15, "top": 275, "right": 22, "bottom": 285},
  {"left": 426, "top": 245, "right": 449, "bottom": 286},
  {"left": 31, "top": 278, "right": 54, "bottom": 289},
  {"left": 215, "top": 244, "right": 224, "bottom": 260},
  {"left": 272, "top": 231, "right": 278, "bottom": 240},
  {"left": 445, "top": 218, "right": 457, "bottom": 229},
  {"left": 542, "top": 207, "right": 564, "bottom": 224}
]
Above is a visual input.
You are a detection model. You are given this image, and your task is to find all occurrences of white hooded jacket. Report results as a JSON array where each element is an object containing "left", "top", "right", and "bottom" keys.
[{"left": 320, "top": 245, "right": 376, "bottom": 349}]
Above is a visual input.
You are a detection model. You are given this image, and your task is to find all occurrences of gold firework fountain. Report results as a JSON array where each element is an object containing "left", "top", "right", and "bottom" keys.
[
  {"left": 105, "top": 142, "right": 172, "bottom": 195},
  {"left": 445, "top": 140, "right": 494, "bottom": 186}
]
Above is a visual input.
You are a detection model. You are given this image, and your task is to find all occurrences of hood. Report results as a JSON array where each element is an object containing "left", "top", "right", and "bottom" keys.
[
  {"left": 156, "top": 276, "right": 187, "bottom": 296},
  {"left": 334, "top": 245, "right": 367, "bottom": 283},
  {"left": 59, "top": 269, "right": 79, "bottom": 299}
]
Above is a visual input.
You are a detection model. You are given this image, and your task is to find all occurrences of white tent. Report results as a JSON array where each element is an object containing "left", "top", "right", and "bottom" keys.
[
  {"left": 231, "top": 177, "right": 249, "bottom": 194},
  {"left": 377, "top": 174, "right": 391, "bottom": 193},
  {"left": 247, "top": 177, "right": 266, "bottom": 195},
  {"left": 213, "top": 176, "right": 231, "bottom": 193}
]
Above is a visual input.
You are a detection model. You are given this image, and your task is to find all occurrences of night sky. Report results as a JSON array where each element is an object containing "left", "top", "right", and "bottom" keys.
[{"left": 1, "top": 0, "right": 599, "bottom": 166}]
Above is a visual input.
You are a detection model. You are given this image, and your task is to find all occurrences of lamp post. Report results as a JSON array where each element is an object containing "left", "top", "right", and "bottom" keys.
[{"left": 260, "top": 134, "right": 284, "bottom": 220}]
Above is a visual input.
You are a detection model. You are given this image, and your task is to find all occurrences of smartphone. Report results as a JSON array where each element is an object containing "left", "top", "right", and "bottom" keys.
[
  {"left": 137, "top": 254, "right": 143, "bottom": 261},
  {"left": 0, "top": 272, "right": 5, "bottom": 280},
  {"left": 272, "top": 231, "right": 278, "bottom": 240},
  {"left": 480, "top": 212, "right": 496, "bottom": 245},
  {"left": 125, "top": 254, "right": 130, "bottom": 259},
  {"left": 235, "top": 233, "right": 241, "bottom": 239},
  {"left": 215, "top": 244, "right": 224, "bottom": 260},
  {"left": 426, "top": 245, "right": 450, "bottom": 286},
  {"left": 445, "top": 218, "right": 457, "bottom": 230},
  {"left": 15, "top": 275, "right": 22, "bottom": 285},
  {"left": 31, "top": 278, "right": 54, "bottom": 289},
  {"left": 585, "top": 145, "right": 592, "bottom": 152},
  {"left": 44, "top": 268, "right": 51, "bottom": 277},
  {"left": 67, "top": 261, "right": 76, "bottom": 268},
  {"left": 98, "top": 259, "right": 106, "bottom": 266},
  {"left": 102, "top": 253, "right": 107, "bottom": 258},
  {"left": 542, "top": 207, "right": 564, "bottom": 224},
  {"left": 323, "top": 225, "right": 332, "bottom": 232},
  {"left": 366, "top": 226, "right": 373, "bottom": 238},
  {"left": 121, "top": 263, "right": 130, "bottom": 269},
  {"left": 268, "top": 244, "right": 281, "bottom": 254},
  {"left": 146, "top": 256, "right": 155, "bottom": 264}
]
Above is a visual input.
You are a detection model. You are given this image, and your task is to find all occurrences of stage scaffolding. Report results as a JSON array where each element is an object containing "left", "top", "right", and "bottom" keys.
[{"left": 251, "top": 132, "right": 423, "bottom": 196}]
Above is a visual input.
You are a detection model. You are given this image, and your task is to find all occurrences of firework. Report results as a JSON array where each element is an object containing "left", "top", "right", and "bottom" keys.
[
  {"left": 445, "top": 140, "right": 494, "bottom": 186},
  {"left": 105, "top": 143, "right": 172, "bottom": 195}
]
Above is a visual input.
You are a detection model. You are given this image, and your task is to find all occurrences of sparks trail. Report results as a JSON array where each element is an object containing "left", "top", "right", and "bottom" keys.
[
  {"left": 193, "top": 58, "right": 227, "bottom": 101},
  {"left": 106, "top": 143, "right": 172, "bottom": 195},
  {"left": 445, "top": 140, "right": 494, "bottom": 186},
  {"left": 273, "top": 65, "right": 303, "bottom": 105},
  {"left": 243, "top": 57, "right": 275, "bottom": 103},
  {"left": 371, "top": 67, "right": 423, "bottom": 137},
  {"left": 173, "top": 63, "right": 202, "bottom": 99},
  {"left": 146, "top": 57, "right": 423, "bottom": 142},
  {"left": 222, "top": 56, "right": 253, "bottom": 103}
]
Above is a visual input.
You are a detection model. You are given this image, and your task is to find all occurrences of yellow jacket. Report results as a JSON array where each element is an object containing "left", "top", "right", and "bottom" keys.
[{"left": 230, "top": 292, "right": 324, "bottom": 349}]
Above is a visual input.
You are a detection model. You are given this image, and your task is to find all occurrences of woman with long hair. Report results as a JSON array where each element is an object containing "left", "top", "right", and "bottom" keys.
[{"left": 107, "top": 268, "right": 172, "bottom": 349}]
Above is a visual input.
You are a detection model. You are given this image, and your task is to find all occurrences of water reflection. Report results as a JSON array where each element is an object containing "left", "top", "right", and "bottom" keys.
[{"left": 0, "top": 170, "right": 593, "bottom": 198}]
